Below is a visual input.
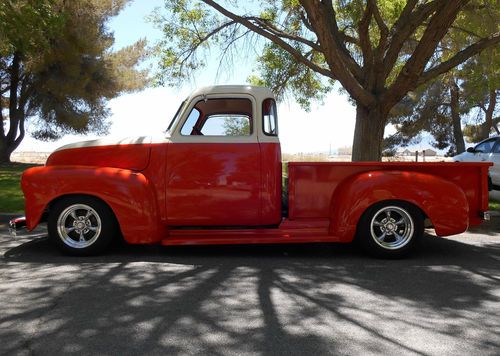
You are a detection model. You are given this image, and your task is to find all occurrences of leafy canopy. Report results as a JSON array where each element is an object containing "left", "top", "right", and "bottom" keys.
[{"left": 0, "top": 0, "right": 149, "bottom": 142}]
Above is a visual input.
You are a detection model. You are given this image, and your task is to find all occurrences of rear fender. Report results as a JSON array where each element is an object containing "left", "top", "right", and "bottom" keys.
[
  {"left": 22, "top": 166, "right": 162, "bottom": 244},
  {"left": 329, "top": 170, "right": 469, "bottom": 242}
]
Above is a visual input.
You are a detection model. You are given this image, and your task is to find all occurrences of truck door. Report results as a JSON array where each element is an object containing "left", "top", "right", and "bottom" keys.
[{"left": 166, "top": 95, "right": 262, "bottom": 226}]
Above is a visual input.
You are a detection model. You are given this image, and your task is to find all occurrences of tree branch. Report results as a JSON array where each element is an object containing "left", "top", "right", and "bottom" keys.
[
  {"left": 201, "top": 0, "right": 334, "bottom": 79},
  {"left": 178, "top": 20, "right": 237, "bottom": 66},
  {"left": 6, "top": 52, "right": 20, "bottom": 144},
  {"left": 383, "top": 0, "right": 440, "bottom": 79},
  {"left": 299, "top": 0, "right": 374, "bottom": 107},
  {"left": 383, "top": 1, "right": 467, "bottom": 108},
  {"left": 249, "top": 16, "right": 321, "bottom": 52},
  {"left": 12, "top": 114, "right": 25, "bottom": 149},
  {"left": 358, "top": 1, "right": 373, "bottom": 71},
  {"left": 299, "top": 10, "right": 314, "bottom": 33},
  {"left": 0, "top": 95, "right": 4, "bottom": 139},
  {"left": 369, "top": 0, "right": 389, "bottom": 53},
  {"left": 417, "top": 32, "right": 500, "bottom": 86}
]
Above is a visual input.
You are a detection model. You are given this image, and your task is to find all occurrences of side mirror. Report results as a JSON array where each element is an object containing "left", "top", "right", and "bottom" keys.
[{"left": 466, "top": 147, "right": 475, "bottom": 153}]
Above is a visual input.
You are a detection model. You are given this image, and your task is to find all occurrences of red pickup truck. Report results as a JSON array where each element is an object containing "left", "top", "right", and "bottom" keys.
[{"left": 14, "top": 85, "right": 491, "bottom": 258}]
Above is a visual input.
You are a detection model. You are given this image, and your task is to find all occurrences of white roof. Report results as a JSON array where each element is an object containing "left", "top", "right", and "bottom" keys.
[{"left": 188, "top": 85, "right": 275, "bottom": 102}]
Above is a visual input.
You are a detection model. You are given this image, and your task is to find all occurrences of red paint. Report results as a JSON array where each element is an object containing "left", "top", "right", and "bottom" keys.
[
  {"left": 287, "top": 161, "right": 490, "bottom": 241},
  {"left": 166, "top": 142, "right": 262, "bottom": 226},
  {"left": 47, "top": 143, "right": 151, "bottom": 171},
  {"left": 22, "top": 165, "right": 163, "bottom": 244},
  {"left": 22, "top": 151, "right": 490, "bottom": 246},
  {"left": 258, "top": 142, "right": 282, "bottom": 225}
]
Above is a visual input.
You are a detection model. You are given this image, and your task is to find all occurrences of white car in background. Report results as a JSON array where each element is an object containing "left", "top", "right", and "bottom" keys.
[{"left": 453, "top": 136, "right": 500, "bottom": 190}]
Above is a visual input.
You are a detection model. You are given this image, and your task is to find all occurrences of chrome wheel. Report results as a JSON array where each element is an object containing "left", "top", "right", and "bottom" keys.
[
  {"left": 56, "top": 204, "right": 102, "bottom": 249},
  {"left": 369, "top": 205, "right": 414, "bottom": 250}
]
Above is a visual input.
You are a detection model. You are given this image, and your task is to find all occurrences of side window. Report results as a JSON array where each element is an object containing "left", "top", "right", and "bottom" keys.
[
  {"left": 180, "top": 108, "right": 201, "bottom": 135},
  {"left": 202, "top": 114, "right": 251, "bottom": 136},
  {"left": 180, "top": 98, "right": 253, "bottom": 136},
  {"left": 475, "top": 138, "right": 496, "bottom": 153},
  {"left": 262, "top": 98, "right": 278, "bottom": 136}
]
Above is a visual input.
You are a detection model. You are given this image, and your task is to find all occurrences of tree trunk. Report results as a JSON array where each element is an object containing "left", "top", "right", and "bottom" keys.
[
  {"left": 480, "top": 89, "right": 497, "bottom": 139},
  {"left": 351, "top": 105, "right": 387, "bottom": 161},
  {"left": 450, "top": 82, "right": 465, "bottom": 154},
  {"left": 0, "top": 139, "right": 14, "bottom": 164},
  {"left": 0, "top": 52, "right": 25, "bottom": 164}
]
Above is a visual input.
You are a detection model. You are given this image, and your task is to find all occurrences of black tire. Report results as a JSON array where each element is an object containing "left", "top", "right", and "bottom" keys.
[
  {"left": 48, "top": 195, "right": 118, "bottom": 256},
  {"left": 356, "top": 201, "right": 424, "bottom": 259},
  {"left": 488, "top": 176, "right": 492, "bottom": 191}
]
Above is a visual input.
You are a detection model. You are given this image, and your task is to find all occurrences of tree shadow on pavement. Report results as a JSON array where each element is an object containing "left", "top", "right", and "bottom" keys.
[{"left": 1, "top": 232, "right": 499, "bottom": 355}]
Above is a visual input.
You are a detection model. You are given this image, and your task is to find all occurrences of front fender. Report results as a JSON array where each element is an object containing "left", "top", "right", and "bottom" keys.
[
  {"left": 330, "top": 170, "right": 469, "bottom": 242},
  {"left": 22, "top": 166, "right": 162, "bottom": 244}
]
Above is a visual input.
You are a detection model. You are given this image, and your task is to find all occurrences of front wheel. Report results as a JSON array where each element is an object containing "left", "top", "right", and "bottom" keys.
[
  {"left": 48, "top": 196, "right": 118, "bottom": 256},
  {"left": 356, "top": 201, "right": 424, "bottom": 258}
]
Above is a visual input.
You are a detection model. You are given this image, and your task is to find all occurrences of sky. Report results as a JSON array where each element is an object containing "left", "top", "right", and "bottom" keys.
[{"left": 16, "top": 0, "right": 408, "bottom": 154}]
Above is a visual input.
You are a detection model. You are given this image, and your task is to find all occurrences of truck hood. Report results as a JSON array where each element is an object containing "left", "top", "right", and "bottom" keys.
[{"left": 46, "top": 136, "right": 153, "bottom": 171}]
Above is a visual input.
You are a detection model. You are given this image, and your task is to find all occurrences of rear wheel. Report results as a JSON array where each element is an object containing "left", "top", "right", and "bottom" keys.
[
  {"left": 356, "top": 201, "right": 424, "bottom": 258},
  {"left": 48, "top": 196, "right": 117, "bottom": 256}
]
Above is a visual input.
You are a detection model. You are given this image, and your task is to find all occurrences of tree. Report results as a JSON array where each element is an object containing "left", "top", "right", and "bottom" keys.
[
  {"left": 153, "top": 0, "right": 500, "bottom": 161},
  {"left": 0, "top": 0, "right": 149, "bottom": 163},
  {"left": 384, "top": 57, "right": 498, "bottom": 157},
  {"left": 222, "top": 116, "right": 251, "bottom": 136},
  {"left": 461, "top": 51, "right": 499, "bottom": 142},
  {"left": 383, "top": 75, "right": 467, "bottom": 157}
]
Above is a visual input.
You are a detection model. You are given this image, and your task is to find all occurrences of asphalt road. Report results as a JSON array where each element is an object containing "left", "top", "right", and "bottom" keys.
[{"left": 0, "top": 221, "right": 499, "bottom": 356}]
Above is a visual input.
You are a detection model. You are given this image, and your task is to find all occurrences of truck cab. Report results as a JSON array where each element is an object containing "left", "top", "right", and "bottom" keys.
[{"left": 164, "top": 86, "right": 282, "bottom": 226}]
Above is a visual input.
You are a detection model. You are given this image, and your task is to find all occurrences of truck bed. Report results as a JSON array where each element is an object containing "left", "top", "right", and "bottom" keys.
[{"left": 288, "top": 161, "right": 490, "bottom": 226}]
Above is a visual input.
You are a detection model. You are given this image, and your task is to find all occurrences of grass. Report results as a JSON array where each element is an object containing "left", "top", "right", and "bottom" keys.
[
  {"left": 489, "top": 200, "right": 500, "bottom": 212},
  {"left": 0, "top": 163, "right": 39, "bottom": 213}
]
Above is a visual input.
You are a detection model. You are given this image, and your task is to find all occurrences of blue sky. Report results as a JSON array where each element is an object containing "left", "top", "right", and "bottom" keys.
[{"left": 17, "top": 0, "right": 426, "bottom": 154}]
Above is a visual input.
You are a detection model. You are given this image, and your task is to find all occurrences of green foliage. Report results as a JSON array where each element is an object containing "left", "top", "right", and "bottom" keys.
[
  {"left": 0, "top": 0, "right": 66, "bottom": 56},
  {"left": 0, "top": 0, "right": 149, "bottom": 150},
  {"left": 248, "top": 43, "right": 332, "bottom": 111},
  {"left": 385, "top": 78, "right": 459, "bottom": 154},
  {"left": 152, "top": 0, "right": 332, "bottom": 110},
  {"left": 222, "top": 116, "right": 250, "bottom": 136},
  {"left": 149, "top": 0, "right": 219, "bottom": 85},
  {"left": 385, "top": 0, "right": 499, "bottom": 154}
]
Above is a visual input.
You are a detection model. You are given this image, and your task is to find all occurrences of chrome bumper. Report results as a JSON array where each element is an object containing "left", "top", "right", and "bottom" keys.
[{"left": 8, "top": 217, "right": 27, "bottom": 237}]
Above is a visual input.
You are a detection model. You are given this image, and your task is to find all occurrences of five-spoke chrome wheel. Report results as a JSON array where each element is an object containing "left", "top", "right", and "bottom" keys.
[
  {"left": 48, "top": 196, "right": 117, "bottom": 256},
  {"left": 357, "top": 201, "right": 424, "bottom": 258},
  {"left": 57, "top": 204, "right": 102, "bottom": 249},
  {"left": 369, "top": 206, "right": 414, "bottom": 250}
]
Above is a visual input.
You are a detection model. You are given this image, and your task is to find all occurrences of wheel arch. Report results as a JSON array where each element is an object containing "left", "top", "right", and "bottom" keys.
[
  {"left": 329, "top": 170, "right": 469, "bottom": 242},
  {"left": 22, "top": 165, "right": 163, "bottom": 244}
]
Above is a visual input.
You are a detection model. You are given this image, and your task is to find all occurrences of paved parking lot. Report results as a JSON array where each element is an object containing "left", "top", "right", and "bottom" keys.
[{"left": 1, "top": 221, "right": 499, "bottom": 355}]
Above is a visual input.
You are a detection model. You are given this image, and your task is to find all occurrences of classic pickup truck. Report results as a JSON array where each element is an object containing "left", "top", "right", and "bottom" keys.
[{"left": 12, "top": 85, "right": 491, "bottom": 258}]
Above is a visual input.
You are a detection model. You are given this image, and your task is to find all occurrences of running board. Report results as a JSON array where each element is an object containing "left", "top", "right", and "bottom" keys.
[{"left": 161, "top": 219, "right": 338, "bottom": 246}]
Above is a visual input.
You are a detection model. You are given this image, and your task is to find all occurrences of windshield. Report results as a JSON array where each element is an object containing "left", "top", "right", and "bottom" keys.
[{"left": 166, "top": 99, "right": 187, "bottom": 133}]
